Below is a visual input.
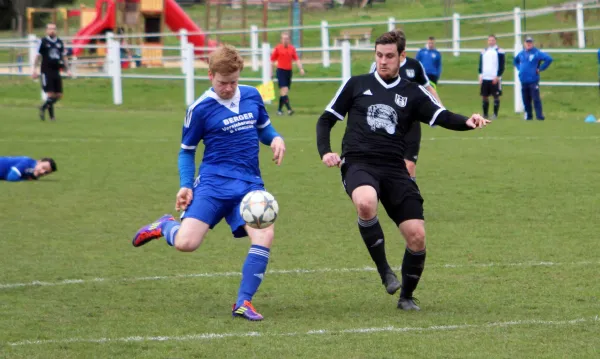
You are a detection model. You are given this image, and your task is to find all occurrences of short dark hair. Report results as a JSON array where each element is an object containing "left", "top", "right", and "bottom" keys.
[
  {"left": 428, "top": 36, "right": 435, "bottom": 40},
  {"left": 489, "top": 34, "right": 497, "bottom": 39},
  {"left": 375, "top": 31, "right": 405, "bottom": 55},
  {"left": 41, "top": 157, "right": 57, "bottom": 172}
]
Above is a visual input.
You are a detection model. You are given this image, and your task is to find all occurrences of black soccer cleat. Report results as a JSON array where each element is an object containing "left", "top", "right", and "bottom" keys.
[
  {"left": 397, "top": 296, "right": 421, "bottom": 311},
  {"left": 382, "top": 270, "right": 401, "bottom": 295},
  {"left": 39, "top": 106, "right": 45, "bottom": 121},
  {"left": 287, "top": 109, "right": 295, "bottom": 116}
]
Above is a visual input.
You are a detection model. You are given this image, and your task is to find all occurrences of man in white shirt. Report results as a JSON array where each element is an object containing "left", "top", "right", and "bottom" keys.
[{"left": 478, "top": 35, "right": 505, "bottom": 119}]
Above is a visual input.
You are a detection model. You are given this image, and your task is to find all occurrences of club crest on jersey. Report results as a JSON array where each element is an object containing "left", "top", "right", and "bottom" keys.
[
  {"left": 366, "top": 104, "right": 398, "bottom": 135},
  {"left": 405, "top": 69, "right": 415, "bottom": 78},
  {"left": 395, "top": 94, "right": 407, "bottom": 108}
]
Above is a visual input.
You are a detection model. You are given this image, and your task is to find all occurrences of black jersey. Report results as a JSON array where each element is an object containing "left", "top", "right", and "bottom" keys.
[
  {"left": 38, "top": 36, "right": 66, "bottom": 73},
  {"left": 325, "top": 72, "right": 445, "bottom": 166},
  {"left": 369, "top": 57, "right": 430, "bottom": 87}
]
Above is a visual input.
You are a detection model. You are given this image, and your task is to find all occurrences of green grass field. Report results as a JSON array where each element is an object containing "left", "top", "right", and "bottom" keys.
[{"left": 1, "top": 62, "right": 600, "bottom": 359}]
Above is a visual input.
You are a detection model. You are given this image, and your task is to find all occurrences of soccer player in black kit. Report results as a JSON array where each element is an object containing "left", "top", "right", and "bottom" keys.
[
  {"left": 316, "top": 31, "right": 490, "bottom": 311},
  {"left": 32, "top": 23, "right": 72, "bottom": 121},
  {"left": 369, "top": 30, "right": 442, "bottom": 182}
]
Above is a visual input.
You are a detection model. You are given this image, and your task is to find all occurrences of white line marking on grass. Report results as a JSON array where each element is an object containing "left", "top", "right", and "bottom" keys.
[
  {"left": 1, "top": 136, "right": 600, "bottom": 144},
  {"left": 1, "top": 261, "right": 598, "bottom": 290},
  {"left": 7, "top": 316, "right": 598, "bottom": 346}
]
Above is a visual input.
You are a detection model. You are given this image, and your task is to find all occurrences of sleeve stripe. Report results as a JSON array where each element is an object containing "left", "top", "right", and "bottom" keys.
[
  {"left": 256, "top": 119, "right": 271, "bottom": 129},
  {"left": 326, "top": 108, "right": 344, "bottom": 121},
  {"left": 429, "top": 108, "right": 445, "bottom": 126},
  {"left": 10, "top": 167, "right": 22, "bottom": 177},
  {"left": 418, "top": 85, "right": 442, "bottom": 107},
  {"left": 181, "top": 144, "right": 196, "bottom": 150},
  {"left": 324, "top": 78, "right": 351, "bottom": 121}
]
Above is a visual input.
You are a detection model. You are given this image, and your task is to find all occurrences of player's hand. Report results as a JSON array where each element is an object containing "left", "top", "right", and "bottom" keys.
[
  {"left": 300, "top": 68, "right": 305, "bottom": 76},
  {"left": 478, "top": 77, "right": 482, "bottom": 84},
  {"left": 32, "top": 71, "right": 39, "bottom": 79},
  {"left": 492, "top": 77, "right": 498, "bottom": 85},
  {"left": 175, "top": 187, "right": 193, "bottom": 212},
  {"left": 271, "top": 136, "right": 286, "bottom": 166},
  {"left": 466, "top": 114, "right": 491, "bottom": 129},
  {"left": 322, "top": 152, "right": 341, "bottom": 168},
  {"left": 66, "top": 70, "right": 73, "bottom": 78}
]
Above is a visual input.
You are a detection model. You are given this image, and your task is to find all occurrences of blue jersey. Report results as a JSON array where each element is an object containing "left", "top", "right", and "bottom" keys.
[
  {"left": 181, "top": 85, "right": 271, "bottom": 186},
  {"left": 513, "top": 47, "right": 553, "bottom": 84},
  {"left": 415, "top": 48, "right": 442, "bottom": 78},
  {"left": 0, "top": 156, "right": 37, "bottom": 181}
]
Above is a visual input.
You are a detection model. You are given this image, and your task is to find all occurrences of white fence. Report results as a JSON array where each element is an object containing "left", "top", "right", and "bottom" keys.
[{"left": 1, "top": 3, "right": 600, "bottom": 113}]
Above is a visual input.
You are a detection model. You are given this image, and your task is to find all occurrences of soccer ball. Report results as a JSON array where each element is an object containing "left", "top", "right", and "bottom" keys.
[{"left": 239, "top": 190, "right": 279, "bottom": 229}]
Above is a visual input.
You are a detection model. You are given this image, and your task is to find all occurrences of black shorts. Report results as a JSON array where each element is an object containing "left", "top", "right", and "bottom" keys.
[
  {"left": 480, "top": 79, "right": 502, "bottom": 97},
  {"left": 341, "top": 161, "right": 424, "bottom": 225},
  {"left": 404, "top": 121, "right": 421, "bottom": 164},
  {"left": 427, "top": 74, "right": 438, "bottom": 84},
  {"left": 41, "top": 71, "right": 63, "bottom": 93},
  {"left": 276, "top": 68, "right": 292, "bottom": 88}
]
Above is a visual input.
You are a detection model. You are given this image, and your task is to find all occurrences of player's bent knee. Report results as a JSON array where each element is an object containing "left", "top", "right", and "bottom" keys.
[
  {"left": 174, "top": 218, "right": 209, "bottom": 252},
  {"left": 399, "top": 220, "right": 426, "bottom": 251},
  {"left": 352, "top": 187, "right": 378, "bottom": 219}
]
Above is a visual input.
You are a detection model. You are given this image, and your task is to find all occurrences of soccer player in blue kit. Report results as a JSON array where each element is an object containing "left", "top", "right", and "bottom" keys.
[
  {"left": 132, "top": 45, "right": 286, "bottom": 321},
  {"left": 0, "top": 156, "right": 57, "bottom": 181}
]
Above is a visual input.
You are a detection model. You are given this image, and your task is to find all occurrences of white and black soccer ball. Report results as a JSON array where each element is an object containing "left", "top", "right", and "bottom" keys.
[{"left": 239, "top": 190, "right": 279, "bottom": 229}]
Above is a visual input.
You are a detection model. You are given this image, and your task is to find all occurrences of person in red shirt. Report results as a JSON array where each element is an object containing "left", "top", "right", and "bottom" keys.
[{"left": 270, "top": 32, "right": 305, "bottom": 115}]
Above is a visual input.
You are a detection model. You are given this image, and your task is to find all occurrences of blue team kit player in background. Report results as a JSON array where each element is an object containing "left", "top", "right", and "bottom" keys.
[
  {"left": 415, "top": 36, "right": 442, "bottom": 87},
  {"left": 513, "top": 36, "right": 553, "bottom": 120},
  {"left": 0, "top": 156, "right": 57, "bottom": 181},
  {"left": 132, "top": 44, "right": 286, "bottom": 321}
]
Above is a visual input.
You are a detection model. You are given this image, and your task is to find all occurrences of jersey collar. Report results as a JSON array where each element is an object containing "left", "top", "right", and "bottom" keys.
[
  {"left": 207, "top": 87, "right": 241, "bottom": 114},
  {"left": 400, "top": 58, "right": 407, "bottom": 68},
  {"left": 374, "top": 70, "right": 401, "bottom": 89},
  {"left": 46, "top": 36, "right": 57, "bottom": 42}
]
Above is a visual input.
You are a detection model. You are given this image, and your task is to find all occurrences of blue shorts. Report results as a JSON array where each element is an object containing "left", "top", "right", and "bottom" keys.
[{"left": 181, "top": 174, "right": 265, "bottom": 238}]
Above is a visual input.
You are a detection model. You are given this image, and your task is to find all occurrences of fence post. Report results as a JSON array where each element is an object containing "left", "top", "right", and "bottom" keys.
[
  {"left": 452, "top": 13, "right": 460, "bottom": 56},
  {"left": 185, "top": 43, "right": 195, "bottom": 106},
  {"left": 105, "top": 32, "right": 114, "bottom": 76},
  {"left": 388, "top": 17, "right": 395, "bottom": 31},
  {"left": 513, "top": 7, "right": 522, "bottom": 51},
  {"left": 341, "top": 40, "right": 351, "bottom": 83},
  {"left": 109, "top": 36, "right": 123, "bottom": 105},
  {"left": 251, "top": 25, "right": 259, "bottom": 71},
  {"left": 180, "top": 29, "right": 188, "bottom": 74},
  {"left": 321, "top": 20, "right": 330, "bottom": 68},
  {"left": 27, "top": 34, "right": 37, "bottom": 73},
  {"left": 513, "top": 22, "right": 524, "bottom": 114},
  {"left": 261, "top": 42, "right": 272, "bottom": 104},
  {"left": 576, "top": 2, "right": 585, "bottom": 48}
]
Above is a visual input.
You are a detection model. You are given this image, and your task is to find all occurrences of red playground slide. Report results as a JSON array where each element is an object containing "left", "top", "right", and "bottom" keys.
[
  {"left": 72, "top": 0, "right": 216, "bottom": 57},
  {"left": 164, "top": 0, "right": 217, "bottom": 54},
  {"left": 72, "top": 0, "right": 116, "bottom": 57}
]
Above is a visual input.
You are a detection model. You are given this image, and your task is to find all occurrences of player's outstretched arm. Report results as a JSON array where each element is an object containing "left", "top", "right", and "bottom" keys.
[
  {"left": 432, "top": 111, "right": 490, "bottom": 131},
  {"left": 316, "top": 111, "right": 341, "bottom": 167}
]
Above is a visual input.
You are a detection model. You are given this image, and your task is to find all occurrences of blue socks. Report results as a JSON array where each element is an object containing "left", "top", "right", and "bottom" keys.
[
  {"left": 161, "top": 220, "right": 180, "bottom": 247},
  {"left": 236, "top": 245, "right": 270, "bottom": 308}
]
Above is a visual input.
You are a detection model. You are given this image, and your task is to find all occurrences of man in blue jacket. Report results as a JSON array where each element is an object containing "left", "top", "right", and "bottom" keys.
[
  {"left": 416, "top": 37, "right": 442, "bottom": 88},
  {"left": 513, "top": 36, "right": 553, "bottom": 120}
]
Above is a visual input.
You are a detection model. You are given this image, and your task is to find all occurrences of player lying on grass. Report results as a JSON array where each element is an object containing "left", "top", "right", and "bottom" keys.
[
  {"left": 317, "top": 31, "right": 490, "bottom": 311},
  {"left": 0, "top": 156, "right": 57, "bottom": 181},
  {"left": 132, "top": 44, "right": 286, "bottom": 322}
]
